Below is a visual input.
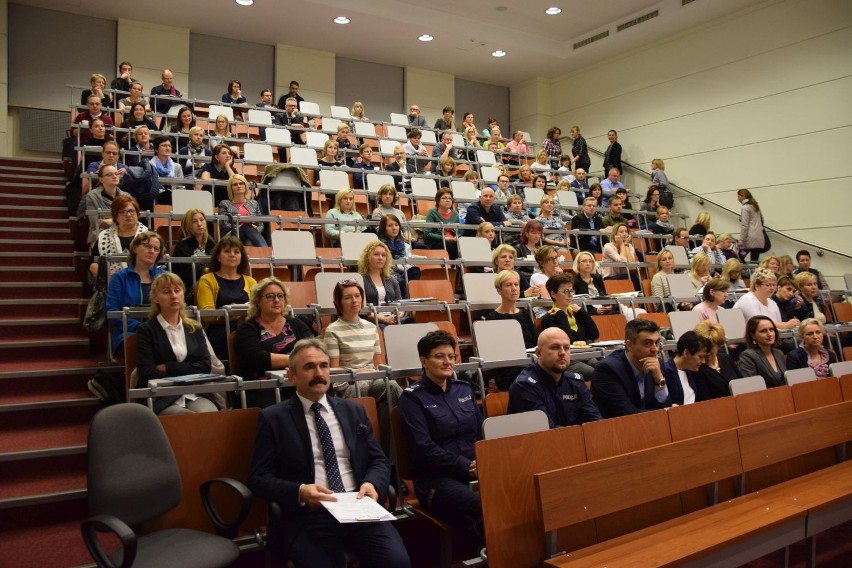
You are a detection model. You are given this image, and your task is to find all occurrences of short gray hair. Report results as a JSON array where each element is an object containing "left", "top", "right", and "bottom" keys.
[{"left": 288, "top": 338, "right": 329, "bottom": 371}]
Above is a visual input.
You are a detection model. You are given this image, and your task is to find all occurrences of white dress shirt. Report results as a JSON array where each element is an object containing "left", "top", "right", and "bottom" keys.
[{"left": 296, "top": 392, "right": 356, "bottom": 492}]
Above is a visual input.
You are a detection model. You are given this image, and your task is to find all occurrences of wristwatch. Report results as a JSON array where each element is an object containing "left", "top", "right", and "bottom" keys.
[{"left": 654, "top": 379, "right": 666, "bottom": 389}]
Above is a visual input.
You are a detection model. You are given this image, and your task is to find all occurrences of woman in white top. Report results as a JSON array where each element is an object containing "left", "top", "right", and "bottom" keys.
[
  {"left": 692, "top": 278, "right": 729, "bottom": 323},
  {"left": 732, "top": 267, "right": 797, "bottom": 329}
]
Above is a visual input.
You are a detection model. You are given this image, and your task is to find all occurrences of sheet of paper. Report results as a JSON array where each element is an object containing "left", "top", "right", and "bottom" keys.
[{"left": 320, "top": 491, "right": 395, "bottom": 523}]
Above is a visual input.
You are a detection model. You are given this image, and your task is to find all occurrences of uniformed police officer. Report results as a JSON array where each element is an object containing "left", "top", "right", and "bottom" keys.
[
  {"left": 508, "top": 327, "right": 603, "bottom": 428},
  {"left": 397, "top": 330, "right": 484, "bottom": 545}
]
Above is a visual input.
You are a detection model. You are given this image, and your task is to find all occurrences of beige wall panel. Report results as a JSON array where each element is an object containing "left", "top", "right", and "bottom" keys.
[
  {"left": 275, "top": 45, "right": 335, "bottom": 112},
  {"left": 510, "top": 77, "right": 552, "bottom": 142}
]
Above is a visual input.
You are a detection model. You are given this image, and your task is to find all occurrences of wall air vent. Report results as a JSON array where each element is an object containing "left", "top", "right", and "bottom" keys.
[
  {"left": 573, "top": 30, "right": 609, "bottom": 50},
  {"left": 617, "top": 10, "right": 659, "bottom": 32}
]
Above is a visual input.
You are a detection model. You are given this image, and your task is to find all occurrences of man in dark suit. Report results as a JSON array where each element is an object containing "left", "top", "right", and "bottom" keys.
[
  {"left": 248, "top": 338, "right": 410, "bottom": 568},
  {"left": 570, "top": 196, "right": 611, "bottom": 253},
  {"left": 590, "top": 319, "right": 672, "bottom": 418}
]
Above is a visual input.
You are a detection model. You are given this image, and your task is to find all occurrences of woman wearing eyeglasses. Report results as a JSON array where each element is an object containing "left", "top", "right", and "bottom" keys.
[
  {"left": 540, "top": 273, "right": 599, "bottom": 379},
  {"left": 90, "top": 194, "right": 147, "bottom": 280},
  {"left": 397, "top": 329, "right": 484, "bottom": 548},
  {"left": 235, "top": 277, "right": 313, "bottom": 406}
]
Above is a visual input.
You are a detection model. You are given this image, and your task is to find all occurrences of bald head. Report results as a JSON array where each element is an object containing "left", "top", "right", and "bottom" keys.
[{"left": 536, "top": 327, "right": 572, "bottom": 381}]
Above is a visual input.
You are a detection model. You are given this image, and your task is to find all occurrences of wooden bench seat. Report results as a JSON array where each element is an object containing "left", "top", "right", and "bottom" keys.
[{"left": 537, "top": 401, "right": 852, "bottom": 568}]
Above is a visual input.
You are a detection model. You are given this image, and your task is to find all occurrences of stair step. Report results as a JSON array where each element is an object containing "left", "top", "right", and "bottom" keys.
[
  {"left": 0, "top": 298, "right": 85, "bottom": 319},
  {"left": 0, "top": 239, "right": 75, "bottom": 251},
  {"left": 0, "top": 193, "right": 65, "bottom": 208},
  {"left": 0, "top": 184, "right": 66, "bottom": 194},
  {"left": 0, "top": 340, "right": 91, "bottom": 363},
  {"left": 0, "top": 157, "right": 63, "bottom": 169},
  {"left": 0, "top": 498, "right": 94, "bottom": 566},
  {"left": 0, "top": 373, "right": 97, "bottom": 405},
  {"left": 0, "top": 354, "right": 113, "bottom": 379},
  {"left": 0, "top": 317, "right": 82, "bottom": 338},
  {"left": 6, "top": 205, "right": 69, "bottom": 218},
  {"left": 0, "top": 266, "right": 76, "bottom": 282},
  {"left": 0, "top": 282, "right": 83, "bottom": 299},
  {"left": 0, "top": 453, "right": 87, "bottom": 504},
  {"left": 0, "top": 218, "right": 69, "bottom": 230},
  {"left": 0, "top": 405, "right": 97, "bottom": 457},
  {"left": 0, "top": 251, "right": 74, "bottom": 267}
]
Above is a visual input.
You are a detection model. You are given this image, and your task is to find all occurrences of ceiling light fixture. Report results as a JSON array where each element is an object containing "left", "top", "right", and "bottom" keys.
[
  {"left": 492, "top": 50, "right": 507, "bottom": 58},
  {"left": 235, "top": 0, "right": 253, "bottom": 5},
  {"left": 545, "top": 7, "right": 562, "bottom": 15},
  {"left": 333, "top": 16, "right": 350, "bottom": 24},
  {"left": 418, "top": 34, "right": 434, "bottom": 42}
]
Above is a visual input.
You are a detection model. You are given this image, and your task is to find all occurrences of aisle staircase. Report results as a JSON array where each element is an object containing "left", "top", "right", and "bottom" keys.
[{"left": 0, "top": 158, "right": 104, "bottom": 567}]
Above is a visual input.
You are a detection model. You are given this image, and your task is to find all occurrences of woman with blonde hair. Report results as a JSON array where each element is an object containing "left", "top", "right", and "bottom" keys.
[
  {"left": 171, "top": 208, "right": 215, "bottom": 297},
  {"left": 572, "top": 250, "right": 613, "bottom": 314},
  {"left": 135, "top": 273, "right": 222, "bottom": 414},
  {"left": 721, "top": 257, "right": 746, "bottom": 289},
  {"left": 651, "top": 249, "right": 694, "bottom": 311},
  {"left": 759, "top": 254, "right": 782, "bottom": 276},
  {"left": 358, "top": 241, "right": 411, "bottom": 327},
  {"left": 476, "top": 221, "right": 497, "bottom": 250},
  {"left": 351, "top": 101, "right": 367, "bottom": 120},
  {"left": 650, "top": 158, "right": 669, "bottom": 194},
  {"left": 689, "top": 211, "right": 711, "bottom": 238},
  {"left": 793, "top": 271, "right": 827, "bottom": 324},
  {"left": 737, "top": 188, "right": 766, "bottom": 261},
  {"left": 81, "top": 72, "right": 112, "bottom": 107},
  {"left": 601, "top": 222, "right": 638, "bottom": 287},
  {"left": 733, "top": 267, "right": 799, "bottom": 330},
  {"left": 208, "top": 113, "right": 237, "bottom": 157},
  {"left": 692, "top": 320, "right": 739, "bottom": 398},
  {"left": 778, "top": 254, "right": 795, "bottom": 278},
  {"left": 318, "top": 138, "right": 342, "bottom": 167},
  {"left": 688, "top": 252, "right": 712, "bottom": 292},
  {"left": 530, "top": 148, "right": 551, "bottom": 175},
  {"left": 534, "top": 195, "right": 567, "bottom": 249},
  {"left": 786, "top": 318, "right": 835, "bottom": 377},
  {"left": 218, "top": 174, "right": 266, "bottom": 246},
  {"left": 324, "top": 188, "right": 364, "bottom": 245}
]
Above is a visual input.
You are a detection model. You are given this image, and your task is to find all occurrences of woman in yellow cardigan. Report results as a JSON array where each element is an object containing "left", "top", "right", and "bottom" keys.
[{"left": 196, "top": 236, "right": 256, "bottom": 357}]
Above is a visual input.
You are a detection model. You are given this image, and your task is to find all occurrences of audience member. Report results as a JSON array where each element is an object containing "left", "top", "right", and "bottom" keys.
[
  {"left": 135, "top": 273, "right": 222, "bottom": 414},
  {"left": 73, "top": 95, "right": 114, "bottom": 143},
  {"left": 504, "top": 130, "right": 530, "bottom": 164},
  {"left": 721, "top": 258, "right": 746, "bottom": 289},
  {"left": 118, "top": 103, "right": 157, "bottom": 147},
  {"left": 661, "top": 331, "right": 711, "bottom": 406},
  {"left": 733, "top": 268, "right": 799, "bottom": 330},
  {"left": 350, "top": 101, "right": 367, "bottom": 121},
  {"left": 540, "top": 274, "right": 599, "bottom": 378},
  {"left": 397, "top": 330, "right": 484, "bottom": 547},
  {"left": 324, "top": 189, "right": 364, "bottom": 246},
  {"left": 207, "top": 114, "right": 234, "bottom": 155},
  {"left": 169, "top": 106, "right": 196, "bottom": 151},
  {"left": 318, "top": 139, "right": 343, "bottom": 168},
  {"left": 384, "top": 145, "right": 410, "bottom": 191},
  {"left": 534, "top": 195, "right": 567, "bottom": 249},
  {"left": 406, "top": 103, "right": 427, "bottom": 128},
  {"left": 83, "top": 141, "right": 127, "bottom": 195},
  {"left": 433, "top": 106, "right": 456, "bottom": 131},
  {"left": 171, "top": 208, "right": 214, "bottom": 299},
  {"left": 650, "top": 158, "right": 670, "bottom": 196},
  {"left": 601, "top": 222, "right": 640, "bottom": 290},
  {"left": 149, "top": 137, "right": 182, "bottom": 206},
  {"left": 276, "top": 80, "right": 303, "bottom": 109},
  {"left": 196, "top": 236, "right": 257, "bottom": 357},
  {"left": 197, "top": 144, "right": 236, "bottom": 205},
  {"left": 351, "top": 144, "right": 378, "bottom": 190},
  {"left": 80, "top": 163, "right": 127, "bottom": 247},
  {"left": 476, "top": 222, "right": 497, "bottom": 251},
  {"left": 601, "top": 196, "right": 628, "bottom": 227},
  {"left": 482, "top": 270, "right": 538, "bottom": 390},
  {"left": 602, "top": 130, "right": 623, "bottom": 175},
  {"left": 117, "top": 81, "right": 151, "bottom": 112},
  {"left": 772, "top": 275, "right": 805, "bottom": 323},
  {"left": 256, "top": 89, "right": 277, "bottom": 110},
  {"left": 599, "top": 168, "right": 625, "bottom": 206},
  {"left": 234, "top": 277, "right": 313, "bottom": 406},
  {"left": 150, "top": 69, "right": 183, "bottom": 119},
  {"left": 218, "top": 174, "right": 266, "bottom": 247},
  {"left": 247, "top": 338, "right": 409, "bottom": 568},
  {"left": 794, "top": 271, "right": 827, "bottom": 324},
  {"left": 424, "top": 188, "right": 459, "bottom": 259},
  {"left": 571, "top": 197, "right": 607, "bottom": 253},
  {"left": 786, "top": 318, "right": 835, "bottom": 377},
  {"left": 378, "top": 214, "right": 420, "bottom": 293},
  {"left": 358, "top": 241, "right": 409, "bottom": 327},
  {"left": 738, "top": 316, "right": 786, "bottom": 388},
  {"left": 513, "top": 221, "right": 543, "bottom": 278},
  {"left": 81, "top": 73, "right": 112, "bottom": 108},
  {"left": 403, "top": 129, "right": 431, "bottom": 174},
  {"left": 716, "top": 233, "right": 738, "bottom": 260},
  {"left": 692, "top": 320, "right": 740, "bottom": 398},
  {"left": 688, "top": 253, "right": 712, "bottom": 292},
  {"left": 125, "top": 125, "right": 155, "bottom": 168},
  {"left": 509, "top": 327, "right": 602, "bottom": 427},
  {"left": 221, "top": 79, "right": 248, "bottom": 119},
  {"left": 648, "top": 206, "right": 673, "bottom": 237},
  {"left": 794, "top": 249, "right": 829, "bottom": 290},
  {"left": 492, "top": 244, "right": 532, "bottom": 294},
  {"left": 587, "top": 183, "right": 604, "bottom": 206},
  {"left": 465, "top": 187, "right": 509, "bottom": 236},
  {"left": 541, "top": 126, "right": 562, "bottom": 169},
  {"left": 590, "top": 319, "right": 671, "bottom": 418},
  {"left": 105, "top": 231, "right": 166, "bottom": 357},
  {"left": 692, "top": 278, "right": 729, "bottom": 323},
  {"left": 177, "top": 126, "right": 211, "bottom": 175},
  {"left": 110, "top": 61, "right": 135, "bottom": 100},
  {"left": 779, "top": 255, "right": 795, "bottom": 278},
  {"left": 571, "top": 168, "right": 590, "bottom": 194},
  {"left": 90, "top": 195, "right": 147, "bottom": 280},
  {"left": 432, "top": 130, "right": 458, "bottom": 161},
  {"left": 689, "top": 212, "right": 711, "bottom": 239},
  {"left": 572, "top": 251, "right": 613, "bottom": 314},
  {"left": 274, "top": 97, "right": 308, "bottom": 144}
]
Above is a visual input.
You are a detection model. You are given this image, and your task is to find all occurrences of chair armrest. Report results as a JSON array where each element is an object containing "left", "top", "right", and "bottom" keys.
[
  {"left": 385, "top": 483, "right": 398, "bottom": 513},
  {"left": 200, "top": 477, "right": 253, "bottom": 539},
  {"left": 81, "top": 514, "right": 137, "bottom": 568}
]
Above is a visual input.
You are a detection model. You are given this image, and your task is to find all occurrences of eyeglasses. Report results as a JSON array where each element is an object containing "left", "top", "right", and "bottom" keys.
[
  {"left": 263, "top": 293, "right": 286, "bottom": 301},
  {"left": 557, "top": 289, "right": 574, "bottom": 295},
  {"left": 139, "top": 242, "right": 161, "bottom": 253},
  {"left": 428, "top": 353, "right": 457, "bottom": 362},
  {"left": 120, "top": 209, "right": 137, "bottom": 216}
]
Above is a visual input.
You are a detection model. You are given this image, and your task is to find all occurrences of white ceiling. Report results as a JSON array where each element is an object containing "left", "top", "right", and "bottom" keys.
[{"left": 22, "top": 0, "right": 766, "bottom": 86}]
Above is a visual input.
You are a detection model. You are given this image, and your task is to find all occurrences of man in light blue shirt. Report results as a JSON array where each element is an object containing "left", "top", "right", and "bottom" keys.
[{"left": 599, "top": 168, "right": 626, "bottom": 207}]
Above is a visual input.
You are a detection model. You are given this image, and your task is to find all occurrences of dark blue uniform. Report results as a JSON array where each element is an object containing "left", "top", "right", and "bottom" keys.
[
  {"left": 508, "top": 363, "right": 602, "bottom": 428},
  {"left": 398, "top": 377, "right": 484, "bottom": 543}
]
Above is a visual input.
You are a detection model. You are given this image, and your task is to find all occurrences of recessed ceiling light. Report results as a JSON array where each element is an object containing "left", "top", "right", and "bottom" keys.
[
  {"left": 333, "top": 16, "right": 350, "bottom": 24},
  {"left": 418, "top": 34, "right": 434, "bottom": 42},
  {"left": 545, "top": 7, "right": 562, "bottom": 15},
  {"left": 235, "top": 0, "right": 253, "bottom": 5},
  {"left": 492, "top": 50, "right": 507, "bottom": 58}
]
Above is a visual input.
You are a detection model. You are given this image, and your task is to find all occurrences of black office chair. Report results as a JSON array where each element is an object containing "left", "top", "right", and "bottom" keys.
[{"left": 82, "top": 403, "right": 252, "bottom": 568}]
